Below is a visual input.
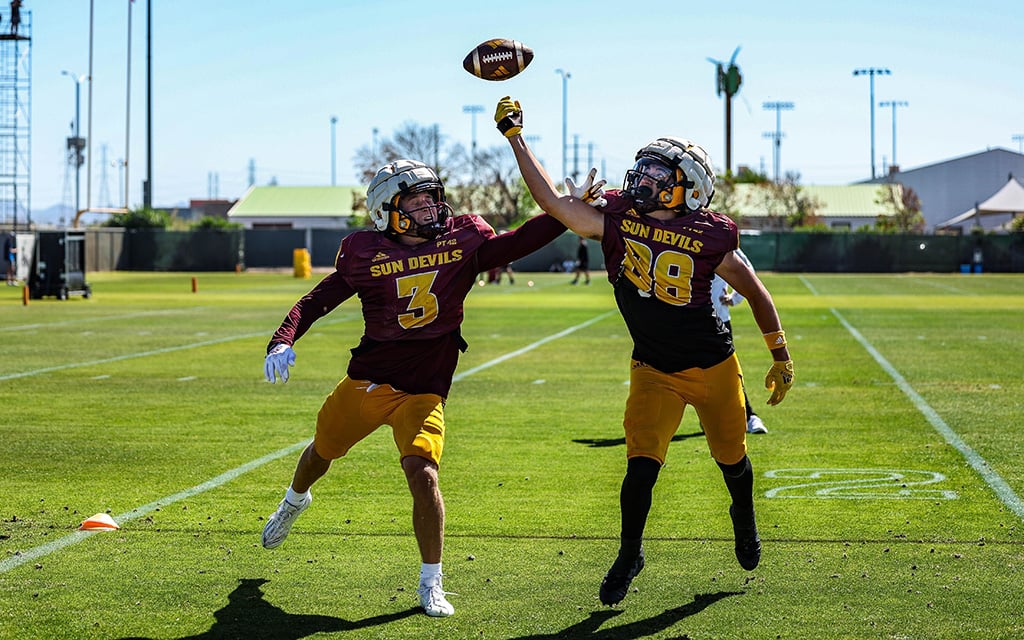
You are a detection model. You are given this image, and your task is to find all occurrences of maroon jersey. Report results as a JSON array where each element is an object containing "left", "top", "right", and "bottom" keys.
[
  {"left": 269, "top": 213, "right": 565, "bottom": 397},
  {"left": 599, "top": 190, "right": 739, "bottom": 372}
]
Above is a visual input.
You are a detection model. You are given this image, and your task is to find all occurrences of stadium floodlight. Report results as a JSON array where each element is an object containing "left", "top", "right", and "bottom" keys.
[{"left": 853, "top": 68, "right": 891, "bottom": 179}]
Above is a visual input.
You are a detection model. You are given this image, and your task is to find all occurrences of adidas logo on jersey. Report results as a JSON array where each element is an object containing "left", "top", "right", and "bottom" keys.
[{"left": 371, "top": 252, "right": 390, "bottom": 262}]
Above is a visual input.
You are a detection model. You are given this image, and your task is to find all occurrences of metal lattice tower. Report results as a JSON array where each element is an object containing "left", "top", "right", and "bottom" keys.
[{"left": 0, "top": 9, "right": 30, "bottom": 230}]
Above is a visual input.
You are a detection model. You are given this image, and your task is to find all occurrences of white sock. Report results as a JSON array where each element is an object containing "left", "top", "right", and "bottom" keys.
[
  {"left": 285, "top": 486, "right": 308, "bottom": 506},
  {"left": 420, "top": 562, "right": 442, "bottom": 586}
]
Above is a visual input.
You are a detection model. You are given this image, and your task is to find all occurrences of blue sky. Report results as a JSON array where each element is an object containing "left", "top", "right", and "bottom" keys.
[{"left": 25, "top": 0, "right": 1024, "bottom": 214}]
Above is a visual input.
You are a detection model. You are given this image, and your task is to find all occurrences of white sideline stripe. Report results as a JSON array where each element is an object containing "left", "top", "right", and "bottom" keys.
[
  {"left": 797, "top": 275, "right": 819, "bottom": 296},
  {"left": 1, "top": 308, "right": 208, "bottom": 333},
  {"left": 0, "top": 332, "right": 265, "bottom": 381},
  {"left": 0, "top": 314, "right": 360, "bottom": 382},
  {"left": 0, "top": 311, "right": 613, "bottom": 574},
  {"left": 829, "top": 309, "right": 1024, "bottom": 521},
  {"left": 453, "top": 311, "right": 615, "bottom": 381},
  {"left": 0, "top": 441, "right": 310, "bottom": 574}
]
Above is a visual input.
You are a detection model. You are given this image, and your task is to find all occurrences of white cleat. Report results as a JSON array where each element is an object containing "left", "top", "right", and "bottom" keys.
[
  {"left": 261, "top": 493, "right": 311, "bottom": 549},
  {"left": 747, "top": 415, "right": 768, "bottom": 434},
  {"left": 418, "top": 578, "right": 455, "bottom": 617}
]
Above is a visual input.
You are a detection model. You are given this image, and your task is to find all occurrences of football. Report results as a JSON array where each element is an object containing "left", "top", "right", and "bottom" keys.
[{"left": 462, "top": 38, "right": 534, "bottom": 81}]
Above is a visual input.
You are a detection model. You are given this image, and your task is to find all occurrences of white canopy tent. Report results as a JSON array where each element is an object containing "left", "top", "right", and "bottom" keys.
[{"left": 936, "top": 177, "right": 1024, "bottom": 229}]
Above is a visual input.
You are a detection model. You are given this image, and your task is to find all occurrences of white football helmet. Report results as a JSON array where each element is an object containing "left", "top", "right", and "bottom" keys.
[
  {"left": 623, "top": 137, "right": 716, "bottom": 213},
  {"left": 366, "top": 160, "right": 450, "bottom": 238}
]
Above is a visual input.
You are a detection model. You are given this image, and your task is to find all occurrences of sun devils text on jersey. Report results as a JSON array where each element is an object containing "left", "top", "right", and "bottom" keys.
[
  {"left": 598, "top": 190, "right": 739, "bottom": 372},
  {"left": 270, "top": 213, "right": 565, "bottom": 396}
]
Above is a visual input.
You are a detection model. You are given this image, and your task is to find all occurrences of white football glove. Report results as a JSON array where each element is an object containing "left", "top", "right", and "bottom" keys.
[
  {"left": 264, "top": 343, "right": 296, "bottom": 383},
  {"left": 564, "top": 168, "right": 608, "bottom": 208}
]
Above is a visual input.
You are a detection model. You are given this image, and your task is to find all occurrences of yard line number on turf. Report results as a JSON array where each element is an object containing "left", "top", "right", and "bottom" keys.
[
  {"left": 791, "top": 275, "right": 1024, "bottom": 520},
  {"left": 764, "top": 468, "right": 957, "bottom": 500}
]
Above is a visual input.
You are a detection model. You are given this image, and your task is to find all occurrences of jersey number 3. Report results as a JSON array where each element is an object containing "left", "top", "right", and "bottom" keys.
[
  {"left": 622, "top": 238, "right": 695, "bottom": 305},
  {"left": 396, "top": 271, "right": 440, "bottom": 329}
]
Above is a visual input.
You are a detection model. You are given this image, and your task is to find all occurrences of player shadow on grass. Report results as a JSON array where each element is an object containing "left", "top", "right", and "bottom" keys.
[
  {"left": 509, "top": 591, "right": 742, "bottom": 640},
  {"left": 117, "top": 578, "right": 419, "bottom": 640},
  {"left": 573, "top": 431, "right": 705, "bottom": 449}
]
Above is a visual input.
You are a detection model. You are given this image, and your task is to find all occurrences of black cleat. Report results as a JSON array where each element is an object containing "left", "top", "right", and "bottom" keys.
[
  {"left": 730, "top": 504, "right": 761, "bottom": 570},
  {"left": 599, "top": 546, "right": 645, "bottom": 605}
]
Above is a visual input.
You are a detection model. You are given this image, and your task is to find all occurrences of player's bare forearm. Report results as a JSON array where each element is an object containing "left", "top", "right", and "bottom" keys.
[{"left": 508, "top": 136, "right": 604, "bottom": 239}]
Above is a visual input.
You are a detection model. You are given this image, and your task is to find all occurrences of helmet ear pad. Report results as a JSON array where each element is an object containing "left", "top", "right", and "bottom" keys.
[
  {"left": 658, "top": 168, "right": 687, "bottom": 209},
  {"left": 388, "top": 199, "right": 414, "bottom": 235}
]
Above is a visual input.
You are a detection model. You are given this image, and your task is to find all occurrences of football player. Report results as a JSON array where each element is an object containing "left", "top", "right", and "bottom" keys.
[
  {"left": 495, "top": 97, "right": 795, "bottom": 606},
  {"left": 261, "top": 159, "right": 568, "bottom": 617}
]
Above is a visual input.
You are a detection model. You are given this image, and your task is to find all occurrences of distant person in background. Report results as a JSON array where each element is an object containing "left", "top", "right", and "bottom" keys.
[
  {"left": 570, "top": 236, "right": 590, "bottom": 285},
  {"left": 712, "top": 248, "right": 767, "bottom": 434},
  {"left": 9, "top": 0, "right": 20, "bottom": 36},
  {"left": 487, "top": 261, "right": 515, "bottom": 285},
  {"left": 4, "top": 232, "right": 16, "bottom": 285}
]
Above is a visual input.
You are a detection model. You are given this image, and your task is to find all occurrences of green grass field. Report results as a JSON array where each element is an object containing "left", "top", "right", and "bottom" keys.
[{"left": 1, "top": 270, "right": 1022, "bottom": 639}]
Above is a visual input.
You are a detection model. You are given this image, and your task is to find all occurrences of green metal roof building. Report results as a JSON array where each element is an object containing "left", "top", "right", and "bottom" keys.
[
  {"left": 227, "top": 186, "right": 364, "bottom": 229},
  {"left": 729, "top": 183, "right": 895, "bottom": 231}
]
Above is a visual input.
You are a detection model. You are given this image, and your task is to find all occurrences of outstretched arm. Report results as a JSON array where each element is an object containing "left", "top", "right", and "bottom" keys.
[{"left": 496, "top": 97, "right": 606, "bottom": 240}]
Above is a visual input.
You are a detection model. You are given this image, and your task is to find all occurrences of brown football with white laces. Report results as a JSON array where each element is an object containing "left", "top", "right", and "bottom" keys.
[{"left": 463, "top": 38, "right": 534, "bottom": 81}]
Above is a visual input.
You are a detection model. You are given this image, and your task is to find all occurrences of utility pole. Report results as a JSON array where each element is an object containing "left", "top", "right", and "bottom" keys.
[
  {"left": 879, "top": 100, "right": 908, "bottom": 169},
  {"left": 555, "top": 69, "right": 571, "bottom": 182},
  {"left": 462, "top": 104, "right": 484, "bottom": 180},
  {"left": 1012, "top": 134, "right": 1024, "bottom": 155},
  {"left": 762, "top": 101, "right": 793, "bottom": 182},
  {"left": 144, "top": 0, "right": 153, "bottom": 209},
  {"left": 61, "top": 71, "right": 85, "bottom": 216},
  {"left": 853, "top": 67, "right": 891, "bottom": 179},
  {"left": 330, "top": 116, "right": 338, "bottom": 186}
]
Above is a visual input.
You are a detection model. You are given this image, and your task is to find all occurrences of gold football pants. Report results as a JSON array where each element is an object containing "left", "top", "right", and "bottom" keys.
[
  {"left": 314, "top": 376, "right": 445, "bottom": 464},
  {"left": 623, "top": 354, "right": 747, "bottom": 465}
]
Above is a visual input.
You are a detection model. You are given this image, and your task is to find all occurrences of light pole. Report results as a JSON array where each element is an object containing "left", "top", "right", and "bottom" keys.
[
  {"left": 878, "top": 100, "right": 908, "bottom": 170},
  {"left": 762, "top": 101, "right": 794, "bottom": 182},
  {"left": 853, "top": 68, "right": 890, "bottom": 179},
  {"left": 555, "top": 69, "right": 571, "bottom": 182},
  {"left": 462, "top": 104, "right": 484, "bottom": 180},
  {"left": 330, "top": 115, "right": 338, "bottom": 186},
  {"left": 62, "top": 70, "right": 86, "bottom": 215}
]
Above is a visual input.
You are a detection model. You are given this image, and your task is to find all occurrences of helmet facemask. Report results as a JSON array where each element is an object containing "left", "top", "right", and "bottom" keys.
[
  {"left": 623, "top": 158, "right": 685, "bottom": 214},
  {"left": 388, "top": 186, "right": 452, "bottom": 240},
  {"left": 367, "top": 160, "right": 451, "bottom": 239},
  {"left": 624, "top": 137, "right": 716, "bottom": 214}
]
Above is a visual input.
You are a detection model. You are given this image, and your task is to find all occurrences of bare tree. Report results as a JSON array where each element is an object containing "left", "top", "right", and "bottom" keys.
[
  {"left": 352, "top": 122, "right": 459, "bottom": 184},
  {"left": 352, "top": 122, "right": 531, "bottom": 230},
  {"left": 874, "top": 184, "right": 924, "bottom": 232}
]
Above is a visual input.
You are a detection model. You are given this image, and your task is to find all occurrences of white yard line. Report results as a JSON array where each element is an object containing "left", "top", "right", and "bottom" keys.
[
  {"left": 1, "top": 308, "right": 209, "bottom": 333},
  {"left": 797, "top": 276, "right": 1024, "bottom": 520},
  {"left": 0, "top": 441, "right": 309, "bottom": 574},
  {"left": 0, "top": 311, "right": 614, "bottom": 574},
  {"left": 0, "top": 314, "right": 360, "bottom": 382}
]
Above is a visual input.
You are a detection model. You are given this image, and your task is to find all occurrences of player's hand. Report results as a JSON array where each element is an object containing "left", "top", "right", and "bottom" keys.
[
  {"left": 495, "top": 96, "right": 523, "bottom": 138},
  {"left": 264, "top": 343, "right": 296, "bottom": 383},
  {"left": 765, "top": 360, "right": 794, "bottom": 405},
  {"left": 564, "top": 168, "right": 608, "bottom": 208}
]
